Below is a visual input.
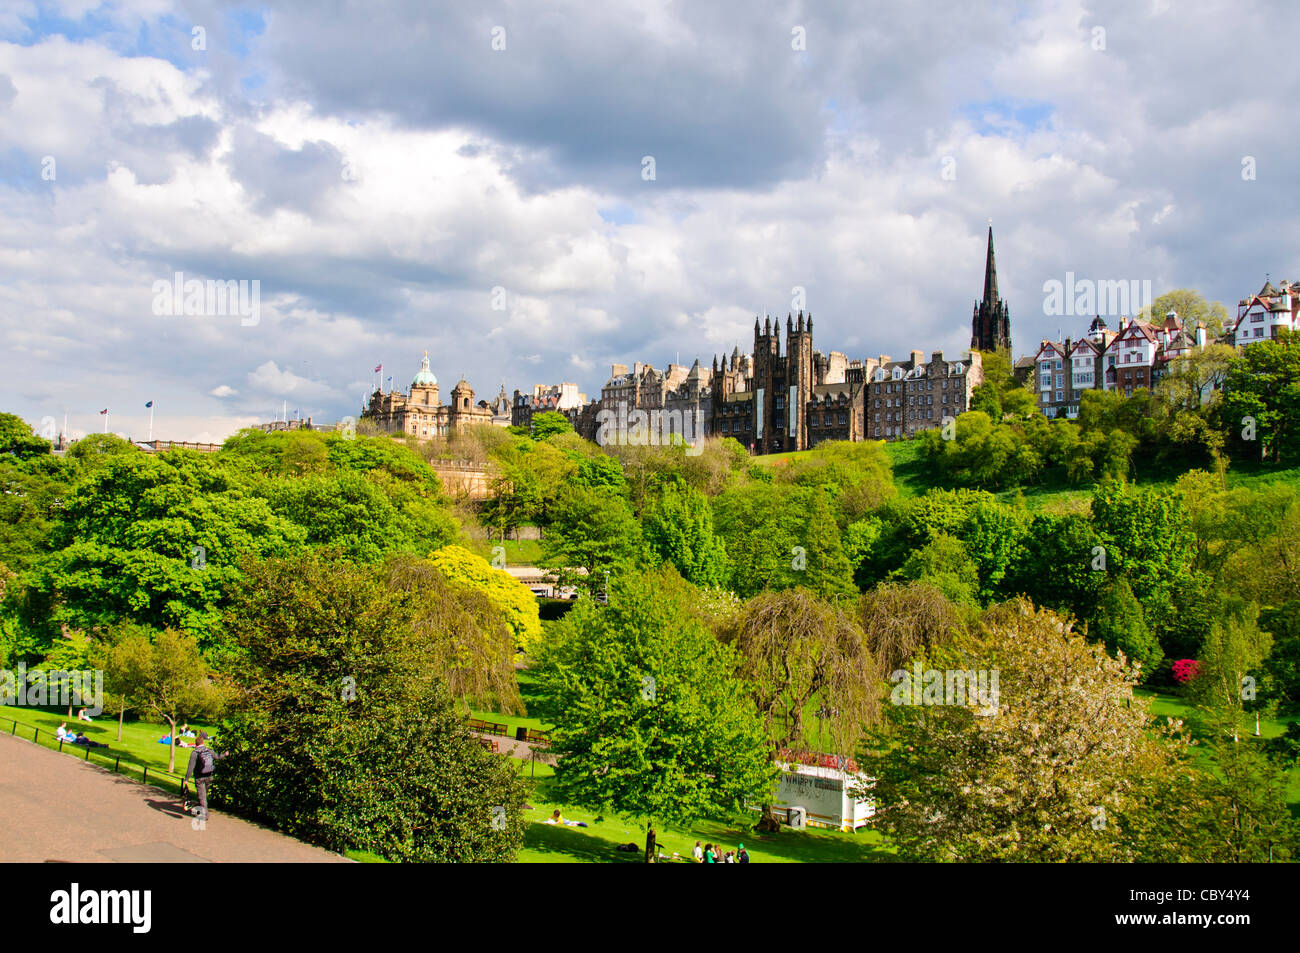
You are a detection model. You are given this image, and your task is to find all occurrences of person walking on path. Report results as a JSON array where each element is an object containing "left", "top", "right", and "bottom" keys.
[{"left": 183, "top": 731, "right": 225, "bottom": 821}]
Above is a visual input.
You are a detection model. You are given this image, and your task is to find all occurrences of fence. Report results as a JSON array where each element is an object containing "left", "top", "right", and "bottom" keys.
[{"left": 7, "top": 717, "right": 188, "bottom": 797}]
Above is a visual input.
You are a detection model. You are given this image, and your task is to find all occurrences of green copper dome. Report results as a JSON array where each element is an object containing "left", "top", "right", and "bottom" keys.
[{"left": 412, "top": 351, "right": 438, "bottom": 387}]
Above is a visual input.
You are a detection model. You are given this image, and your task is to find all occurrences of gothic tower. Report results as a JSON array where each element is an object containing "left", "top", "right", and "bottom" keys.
[
  {"left": 971, "top": 225, "right": 1012, "bottom": 353},
  {"left": 786, "top": 310, "right": 815, "bottom": 450}
]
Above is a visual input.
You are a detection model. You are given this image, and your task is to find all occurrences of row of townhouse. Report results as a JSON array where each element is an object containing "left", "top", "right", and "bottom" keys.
[
  {"left": 865, "top": 349, "right": 984, "bottom": 440},
  {"left": 1028, "top": 311, "right": 1209, "bottom": 419}
]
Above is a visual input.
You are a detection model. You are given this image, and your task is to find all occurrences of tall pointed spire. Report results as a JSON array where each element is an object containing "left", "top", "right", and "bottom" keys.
[
  {"left": 972, "top": 221, "right": 1011, "bottom": 353},
  {"left": 982, "top": 225, "right": 999, "bottom": 309}
]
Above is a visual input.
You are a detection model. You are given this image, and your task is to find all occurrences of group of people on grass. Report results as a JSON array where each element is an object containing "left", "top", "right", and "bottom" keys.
[
  {"left": 157, "top": 724, "right": 198, "bottom": 747},
  {"left": 54, "top": 723, "right": 107, "bottom": 748},
  {"left": 692, "top": 840, "right": 749, "bottom": 864}
]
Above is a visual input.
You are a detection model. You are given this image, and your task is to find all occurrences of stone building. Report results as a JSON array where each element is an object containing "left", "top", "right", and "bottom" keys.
[
  {"left": 361, "top": 351, "right": 502, "bottom": 437},
  {"left": 865, "top": 350, "right": 983, "bottom": 440},
  {"left": 708, "top": 312, "right": 868, "bottom": 453},
  {"left": 511, "top": 382, "right": 586, "bottom": 429}
]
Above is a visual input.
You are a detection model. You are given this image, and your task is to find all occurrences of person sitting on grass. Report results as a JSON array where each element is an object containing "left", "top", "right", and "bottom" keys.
[
  {"left": 542, "top": 809, "right": 588, "bottom": 828},
  {"left": 56, "top": 723, "right": 70, "bottom": 742},
  {"left": 77, "top": 707, "right": 94, "bottom": 723},
  {"left": 158, "top": 734, "right": 172, "bottom": 745}
]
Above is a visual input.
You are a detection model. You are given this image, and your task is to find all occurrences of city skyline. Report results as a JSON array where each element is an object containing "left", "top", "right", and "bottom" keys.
[{"left": 2, "top": 2, "right": 1298, "bottom": 443}]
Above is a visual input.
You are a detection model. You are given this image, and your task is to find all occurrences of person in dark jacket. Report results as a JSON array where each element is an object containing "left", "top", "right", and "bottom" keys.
[{"left": 183, "top": 731, "right": 225, "bottom": 821}]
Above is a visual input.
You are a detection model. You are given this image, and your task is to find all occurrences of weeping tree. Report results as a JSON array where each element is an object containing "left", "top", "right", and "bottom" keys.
[
  {"left": 718, "top": 588, "right": 879, "bottom": 834},
  {"left": 386, "top": 554, "right": 523, "bottom": 715},
  {"left": 719, "top": 587, "right": 879, "bottom": 755},
  {"left": 856, "top": 580, "right": 970, "bottom": 679}
]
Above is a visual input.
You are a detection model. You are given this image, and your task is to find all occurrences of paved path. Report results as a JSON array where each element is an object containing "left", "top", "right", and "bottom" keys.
[{"left": 0, "top": 733, "right": 349, "bottom": 863}]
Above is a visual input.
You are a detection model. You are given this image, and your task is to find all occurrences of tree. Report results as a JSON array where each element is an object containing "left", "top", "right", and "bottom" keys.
[
  {"left": 1140, "top": 288, "right": 1231, "bottom": 339},
  {"left": 1091, "top": 580, "right": 1162, "bottom": 679},
  {"left": 1220, "top": 331, "right": 1300, "bottom": 463},
  {"left": 542, "top": 486, "right": 644, "bottom": 592},
  {"left": 718, "top": 588, "right": 878, "bottom": 754},
  {"left": 857, "top": 601, "right": 1200, "bottom": 861},
  {"left": 217, "top": 553, "right": 529, "bottom": 861},
  {"left": 427, "top": 544, "right": 542, "bottom": 652},
  {"left": 532, "top": 568, "right": 776, "bottom": 860},
  {"left": 856, "top": 580, "right": 969, "bottom": 680},
  {"left": 1089, "top": 480, "right": 1199, "bottom": 650},
  {"left": 641, "top": 481, "right": 728, "bottom": 587},
  {"left": 0, "top": 413, "right": 52, "bottom": 459},
  {"left": 99, "top": 623, "right": 155, "bottom": 742},
  {"left": 1191, "top": 601, "right": 1272, "bottom": 740},
  {"left": 531, "top": 411, "right": 574, "bottom": 440},
  {"left": 133, "top": 628, "right": 225, "bottom": 773}
]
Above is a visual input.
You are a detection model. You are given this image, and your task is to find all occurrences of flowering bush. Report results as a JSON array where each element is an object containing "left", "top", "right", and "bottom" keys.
[{"left": 1171, "top": 658, "right": 1201, "bottom": 683}]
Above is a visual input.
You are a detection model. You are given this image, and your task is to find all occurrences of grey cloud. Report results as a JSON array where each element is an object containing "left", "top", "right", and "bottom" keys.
[{"left": 223, "top": 126, "right": 346, "bottom": 215}]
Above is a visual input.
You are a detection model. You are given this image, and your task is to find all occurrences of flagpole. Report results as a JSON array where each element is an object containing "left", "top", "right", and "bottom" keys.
[
  {"left": 148, "top": 403, "right": 154, "bottom": 441},
  {"left": 103, "top": 412, "right": 108, "bottom": 435}
]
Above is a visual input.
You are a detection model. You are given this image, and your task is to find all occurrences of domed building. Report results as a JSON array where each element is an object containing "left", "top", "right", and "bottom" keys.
[{"left": 361, "top": 351, "right": 502, "bottom": 437}]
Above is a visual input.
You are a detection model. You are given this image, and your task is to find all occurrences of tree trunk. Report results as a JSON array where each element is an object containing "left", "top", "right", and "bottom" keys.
[
  {"left": 757, "top": 804, "right": 782, "bottom": 834},
  {"left": 644, "top": 825, "right": 657, "bottom": 864},
  {"left": 117, "top": 705, "right": 125, "bottom": 742},
  {"left": 167, "top": 717, "right": 177, "bottom": 773}
]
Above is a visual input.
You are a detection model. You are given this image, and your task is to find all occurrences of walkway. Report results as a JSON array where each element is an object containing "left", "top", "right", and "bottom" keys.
[{"left": 0, "top": 733, "right": 349, "bottom": 863}]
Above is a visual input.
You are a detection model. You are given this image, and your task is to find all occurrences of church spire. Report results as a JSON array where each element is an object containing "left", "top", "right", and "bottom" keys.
[
  {"left": 971, "top": 221, "right": 1011, "bottom": 353},
  {"left": 982, "top": 225, "right": 999, "bottom": 309}
]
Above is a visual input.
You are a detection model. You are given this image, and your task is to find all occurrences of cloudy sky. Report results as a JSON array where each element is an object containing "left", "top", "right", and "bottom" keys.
[{"left": 2, "top": 0, "right": 1297, "bottom": 442}]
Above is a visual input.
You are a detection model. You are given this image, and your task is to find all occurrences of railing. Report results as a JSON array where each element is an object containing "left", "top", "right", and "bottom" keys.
[{"left": 7, "top": 717, "right": 188, "bottom": 796}]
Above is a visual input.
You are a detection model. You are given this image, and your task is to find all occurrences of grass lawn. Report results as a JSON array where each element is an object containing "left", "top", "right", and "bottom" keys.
[
  {"left": 468, "top": 537, "right": 545, "bottom": 566},
  {"left": 1, "top": 703, "right": 220, "bottom": 795},
  {"left": 1135, "top": 688, "right": 1300, "bottom": 809},
  {"left": 513, "top": 771, "right": 892, "bottom": 864},
  {"left": 762, "top": 437, "right": 1300, "bottom": 513}
]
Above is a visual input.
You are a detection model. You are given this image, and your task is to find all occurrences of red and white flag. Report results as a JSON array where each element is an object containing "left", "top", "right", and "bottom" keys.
[{"left": 99, "top": 408, "right": 108, "bottom": 415}]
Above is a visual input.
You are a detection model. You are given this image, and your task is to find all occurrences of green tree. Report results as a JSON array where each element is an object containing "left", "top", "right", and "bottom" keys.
[
  {"left": 1140, "top": 288, "right": 1231, "bottom": 338},
  {"left": 1221, "top": 331, "right": 1300, "bottom": 463},
  {"left": 217, "top": 553, "right": 528, "bottom": 861},
  {"left": 858, "top": 601, "right": 1199, "bottom": 861},
  {"left": 641, "top": 481, "right": 728, "bottom": 587},
  {"left": 1091, "top": 580, "right": 1162, "bottom": 679},
  {"left": 0, "top": 413, "right": 52, "bottom": 459},
  {"left": 718, "top": 588, "right": 878, "bottom": 754},
  {"left": 532, "top": 568, "right": 776, "bottom": 859},
  {"left": 542, "top": 486, "right": 645, "bottom": 592},
  {"left": 531, "top": 411, "right": 574, "bottom": 440},
  {"left": 134, "top": 628, "right": 225, "bottom": 773}
]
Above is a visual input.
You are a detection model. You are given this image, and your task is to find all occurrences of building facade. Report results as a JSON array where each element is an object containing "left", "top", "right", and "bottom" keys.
[
  {"left": 1230, "top": 278, "right": 1299, "bottom": 347},
  {"left": 361, "top": 352, "right": 506, "bottom": 437},
  {"left": 866, "top": 350, "right": 983, "bottom": 440}
]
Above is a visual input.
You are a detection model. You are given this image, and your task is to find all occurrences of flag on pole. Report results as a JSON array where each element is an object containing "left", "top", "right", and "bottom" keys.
[
  {"left": 100, "top": 408, "right": 108, "bottom": 415},
  {"left": 373, "top": 364, "right": 382, "bottom": 373},
  {"left": 145, "top": 400, "right": 153, "bottom": 408}
]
